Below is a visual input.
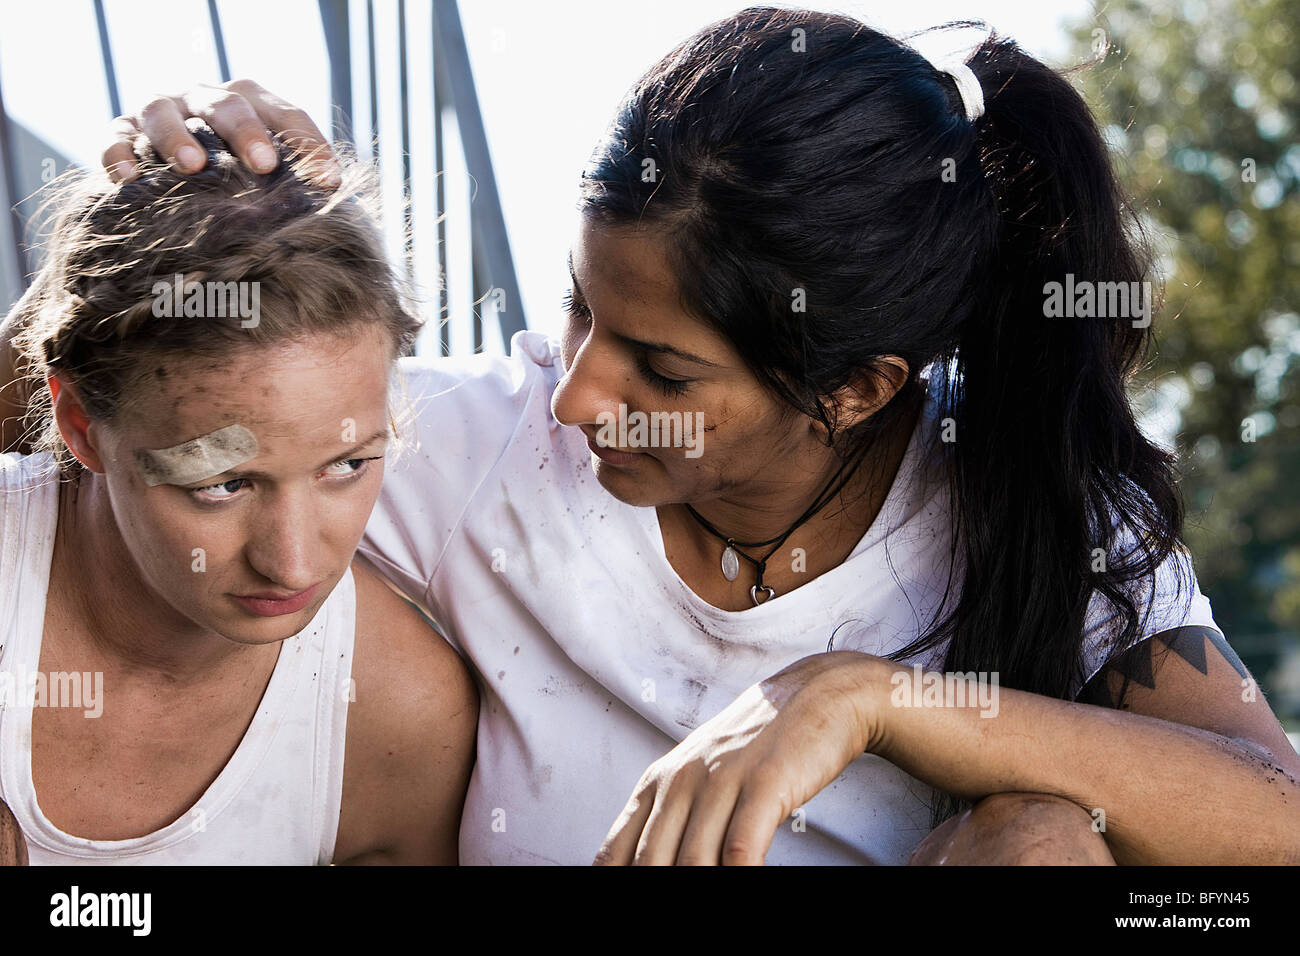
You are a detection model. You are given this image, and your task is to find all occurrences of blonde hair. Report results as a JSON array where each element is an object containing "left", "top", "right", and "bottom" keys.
[{"left": 14, "top": 123, "right": 421, "bottom": 471}]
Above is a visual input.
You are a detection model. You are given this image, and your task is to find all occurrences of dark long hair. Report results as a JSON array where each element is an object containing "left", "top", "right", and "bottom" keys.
[{"left": 578, "top": 8, "right": 1185, "bottom": 822}]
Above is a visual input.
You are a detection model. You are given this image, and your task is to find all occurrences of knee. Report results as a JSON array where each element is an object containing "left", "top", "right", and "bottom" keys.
[{"left": 909, "top": 792, "right": 1114, "bottom": 866}]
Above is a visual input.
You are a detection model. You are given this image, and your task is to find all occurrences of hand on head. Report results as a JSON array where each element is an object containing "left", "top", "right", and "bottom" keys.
[{"left": 103, "top": 79, "right": 340, "bottom": 187}]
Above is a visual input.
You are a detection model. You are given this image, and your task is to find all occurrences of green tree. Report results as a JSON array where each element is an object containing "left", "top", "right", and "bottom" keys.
[{"left": 1067, "top": 0, "right": 1300, "bottom": 725}]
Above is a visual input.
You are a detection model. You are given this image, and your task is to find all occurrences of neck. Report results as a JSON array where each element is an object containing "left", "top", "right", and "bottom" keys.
[
  {"left": 677, "top": 393, "right": 922, "bottom": 553},
  {"left": 52, "top": 475, "right": 250, "bottom": 683}
]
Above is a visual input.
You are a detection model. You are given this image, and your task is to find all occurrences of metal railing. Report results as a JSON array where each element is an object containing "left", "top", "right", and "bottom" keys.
[{"left": 0, "top": 0, "right": 525, "bottom": 355}]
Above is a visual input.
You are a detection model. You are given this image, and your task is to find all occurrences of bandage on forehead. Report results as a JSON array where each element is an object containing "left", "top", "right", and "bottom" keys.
[{"left": 134, "top": 424, "right": 259, "bottom": 487}]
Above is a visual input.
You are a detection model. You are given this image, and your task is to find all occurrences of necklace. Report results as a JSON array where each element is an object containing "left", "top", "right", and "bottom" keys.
[{"left": 682, "top": 454, "right": 863, "bottom": 607}]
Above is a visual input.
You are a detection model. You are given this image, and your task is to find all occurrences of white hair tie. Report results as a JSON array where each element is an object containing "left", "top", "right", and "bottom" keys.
[{"left": 936, "top": 57, "right": 985, "bottom": 123}]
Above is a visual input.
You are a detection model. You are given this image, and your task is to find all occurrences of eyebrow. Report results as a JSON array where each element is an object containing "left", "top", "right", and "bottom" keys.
[
  {"left": 184, "top": 427, "right": 391, "bottom": 485},
  {"left": 567, "top": 251, "right": 720, "bottom": 369}
]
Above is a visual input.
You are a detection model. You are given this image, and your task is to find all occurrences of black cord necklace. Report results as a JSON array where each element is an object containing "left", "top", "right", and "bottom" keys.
[{"left": 683, "top": 455, "right": 863, "bottom": 607}]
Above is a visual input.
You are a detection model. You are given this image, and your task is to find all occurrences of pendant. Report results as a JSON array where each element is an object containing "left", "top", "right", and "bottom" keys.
[
  {"left": 721, "top": 545, "right": 740, "bottom": 582},
  {"left": 750, "top": 585, "right": 776, "bottom": 606}
]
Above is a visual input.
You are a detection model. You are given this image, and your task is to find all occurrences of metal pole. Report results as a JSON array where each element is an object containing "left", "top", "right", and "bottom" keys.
[
  {"left": 366, "top": 0, "right": 379, "bottom": 161},
  {"left": 432, "top": 15, "right": 449, "bottom": 356},
  {"left": 317, "top": 0, "right": 354, "bottom": 146},
  {"left": 398, "top": 0, "right": 412, "bottom": 279},
  {"left": 472, "top": 249, "right": 484, "bottom": 354},
  {"left": 208, "top": 0, "right": 232, "bottom": 83},
  {"left": 92, "top": 0, "right": 122, "bottom": 118},
  {"left": 432, "top": 0, "right": 526, "bottom": 345},
  {"left": 0, "top": 59, "right": 30, "bottom": 287}
]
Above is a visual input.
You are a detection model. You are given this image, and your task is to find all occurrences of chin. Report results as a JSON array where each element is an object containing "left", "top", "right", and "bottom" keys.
[
  {"left": 590, "top": 459, "right": 669, "bottom": 508},
  {"left": 210, "top": 597, "right": 330, "bottom": 646},
  {"left": 214, "top": 620, "right": 310, "bottom": 647}
]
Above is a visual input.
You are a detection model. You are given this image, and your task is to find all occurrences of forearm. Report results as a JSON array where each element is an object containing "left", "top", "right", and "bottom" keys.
[{"left": 858, "top": 657, "right": 1300, "bottom": 865}]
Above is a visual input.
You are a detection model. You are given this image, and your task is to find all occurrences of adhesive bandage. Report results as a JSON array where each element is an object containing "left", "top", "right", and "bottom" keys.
[{"left": 133, "top": 424, "right": 260, "bottom": 487}]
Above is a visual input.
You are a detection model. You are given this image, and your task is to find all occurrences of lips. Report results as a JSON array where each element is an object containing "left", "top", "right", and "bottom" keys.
[
  {"left": 585, "top": 434, "right": 647, "bottom": 466},
  {"left": 232, "top": 582, "right": 321, "bottom": 618}
]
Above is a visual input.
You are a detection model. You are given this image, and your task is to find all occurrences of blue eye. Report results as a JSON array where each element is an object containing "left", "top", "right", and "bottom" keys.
[
  {"left": 185, "top": 456, "right": 380, "bottom": 505},
  {"left": 322, "top": 457, "right": 370, "bottom": 477},
  {"left": 190, "top": 477, "right": 248, "bottom": 502}
]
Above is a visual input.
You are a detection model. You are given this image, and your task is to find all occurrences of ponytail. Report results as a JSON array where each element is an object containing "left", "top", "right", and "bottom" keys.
[
  {"left": 911, "top": 35, "right": 1183, "bottom": 696},
  {"left": 896, "top": 36, "right": 1186, "bottom": 822}
]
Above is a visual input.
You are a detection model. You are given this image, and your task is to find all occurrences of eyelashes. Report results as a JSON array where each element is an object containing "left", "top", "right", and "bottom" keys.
[
  {"left": 634, "top": 351, "right": 690, "bottom": 398},
  {"left": 561, "top": 289, "right": 590, "bottom": 321},
  {"left": 561, "top": 288, "right": 692, "bottom": 398},
  {"left": 190, "top": 477, "right": 249, "bottom": 502},
  {"left": 187, "top": 456, "right": 383, "bottom": 504}
]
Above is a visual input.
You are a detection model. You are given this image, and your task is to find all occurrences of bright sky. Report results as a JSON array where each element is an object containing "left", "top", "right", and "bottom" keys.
[{"left": 0, "top": 0, "right": 1094, "bottom": 349}]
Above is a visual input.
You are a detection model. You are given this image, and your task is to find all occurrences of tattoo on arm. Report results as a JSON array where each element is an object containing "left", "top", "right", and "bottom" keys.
[{"left": 1076, "top": 625, "right": 1249, "bottom": 709}]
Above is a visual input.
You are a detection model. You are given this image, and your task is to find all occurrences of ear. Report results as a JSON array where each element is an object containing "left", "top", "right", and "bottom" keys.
[
  {"left": 48, "top": 375, "right": 108, "bottom": 473},
  {"left": 816, "top": 356, "right": 910, "bottom": 436}
]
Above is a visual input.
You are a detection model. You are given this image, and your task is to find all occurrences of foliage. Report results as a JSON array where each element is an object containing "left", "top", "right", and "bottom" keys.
[{"left": 1066, "top": 0, "right": 1300, "bottom": 722}]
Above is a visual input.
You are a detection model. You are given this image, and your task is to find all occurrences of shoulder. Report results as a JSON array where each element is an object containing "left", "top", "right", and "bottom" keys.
[
  {"left": 391, "top": 329, "right": 564, "bottom": 480},
  {"left": 1075, "top": 537, "right": 1275, "bottom": 742},
  {"left": 0, "top": 453, "right": 59, "bottom": 597},
  {"left": 334, "top": 560, "right": 479, "bottom": 864},
  {"left": 1077, "top": 532, "right": 1296, "bottom": 767},
  {"left": 348, "top": 559, "right": 477, "bottom": 706},
  {"left": 394, "top": 329, "right": 562, "bottom": 440},
  {"left": 1081, "top": 532, "right": 1219, "bottom": 689},
  {"left": 360, "top": 331, "right": 566, "bottom": 588},
  {"left": 0, "top": 450, "right": 58, "bottom": 491}
]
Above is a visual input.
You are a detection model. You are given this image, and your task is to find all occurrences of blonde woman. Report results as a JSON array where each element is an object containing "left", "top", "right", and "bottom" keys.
[{"left": 0, "top": 126, "right": 475, "bottom": 865}]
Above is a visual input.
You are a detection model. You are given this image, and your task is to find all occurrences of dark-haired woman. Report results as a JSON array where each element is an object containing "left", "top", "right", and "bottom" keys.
[{"left": 12, "top": 7, "right": 1300, "bottom": 864}]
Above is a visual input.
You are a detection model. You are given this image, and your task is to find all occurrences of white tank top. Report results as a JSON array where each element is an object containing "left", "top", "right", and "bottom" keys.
[{"left": 0, "top": 452, "right": 356, "bottom": 865}]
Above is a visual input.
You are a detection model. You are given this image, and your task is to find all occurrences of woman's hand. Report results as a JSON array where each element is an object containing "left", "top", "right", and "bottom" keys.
[
  {"left": 102, "top": 79, "right": 339, "bottom": 186},
  {"left": 595, "top": 651, "right": 887, "bottom": 865},
  {"left": 0, "top": 798, "right": 28, "bottom": 866}
]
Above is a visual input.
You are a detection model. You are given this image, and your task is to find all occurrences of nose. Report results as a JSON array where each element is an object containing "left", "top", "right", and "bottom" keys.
[
  {"left": 244, "top": 491, "right": 320, "bottom": 591},
  {"left": 550, "top": 328, "right": 626, "bottom": 431}
]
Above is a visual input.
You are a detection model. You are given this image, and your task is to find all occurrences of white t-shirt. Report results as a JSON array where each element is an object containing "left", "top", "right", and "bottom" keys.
[{"left": 359, "top": 330, "right": 1220, "bottom": 865}]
